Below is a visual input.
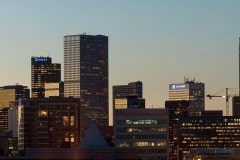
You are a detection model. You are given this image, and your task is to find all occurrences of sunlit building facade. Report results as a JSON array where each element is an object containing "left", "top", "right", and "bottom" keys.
[
  {"left": 169, "top": 79, "right": 205, "bottom": 110},
  {"left": 114, "top": 109, "right": 169, "bottom": 160},
  {"left": 179, "top": 116, "right": 240, "bottom": 160},
  {"left": 20, "top": 97, "right": 80, "bottom": 149},
  {"left": 31, "top": 56, "right": 61, "bottom": 98},
  {"left": 44, "top": 81, "right": 64, "bottom": 98},
  {"left": 114, "top": 96, "right": 145, "bottom": 110},
  {"left": 0, "top": 85, "right": 30, "bottom": 109},
  {"left": 64, "top": 34, "right": 108, "bottom": 129}
]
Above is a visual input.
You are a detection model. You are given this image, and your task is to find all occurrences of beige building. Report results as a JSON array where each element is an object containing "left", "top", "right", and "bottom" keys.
[
  {"left": 0, "top": 85, "right": 29, "bottom": 109},
  {"left": 44, "top": 82, "right": 64, "bottom": 98}
]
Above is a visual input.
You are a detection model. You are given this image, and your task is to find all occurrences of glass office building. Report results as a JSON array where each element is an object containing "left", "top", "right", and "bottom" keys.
[
  {"left": 64, "top": 34, "right": 108, "bottom": 129},
  {"left": 114, "top": 109, "right": 169, "bottom": 160},
  {"left": 31, "top": 57, "right": 61, "bottom": 98},
  {"left": 179, "top": 116, "right": 240, "bottom": 160}
]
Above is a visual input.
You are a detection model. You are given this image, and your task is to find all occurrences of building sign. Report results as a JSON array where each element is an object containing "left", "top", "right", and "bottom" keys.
[
  {"left": 171, "top": 84, "right": 187, "bottom": 90},
  {"left": 34, "top": 57, "right": 48, "bottom": 62}
]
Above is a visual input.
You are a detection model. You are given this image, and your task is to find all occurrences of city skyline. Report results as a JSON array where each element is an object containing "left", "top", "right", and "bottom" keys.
[{"left": 0, "top": 1, "right": 240, "bottom": 116}]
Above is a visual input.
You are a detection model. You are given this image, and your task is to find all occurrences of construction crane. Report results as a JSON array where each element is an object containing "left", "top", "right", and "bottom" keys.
[{"left": 206, "top": 88, "right": 233, "bottom": 116}]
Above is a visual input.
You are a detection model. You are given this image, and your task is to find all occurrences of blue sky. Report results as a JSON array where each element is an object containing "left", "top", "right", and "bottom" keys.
[{"left": 0, "top": 1, "right": 240, "bottom": 121}]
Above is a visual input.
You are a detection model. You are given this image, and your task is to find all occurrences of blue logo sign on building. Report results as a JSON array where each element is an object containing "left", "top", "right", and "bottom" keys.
[{"left": 34, "top": 57, "right": 48, "bottom": 62}]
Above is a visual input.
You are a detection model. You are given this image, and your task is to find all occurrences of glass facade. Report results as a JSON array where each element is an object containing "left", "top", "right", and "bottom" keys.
[
  {"left": 113, "top": 81, "right": 143, "bottom": 100},
  {"left": 0, "top": 85, "right": 30, "bottom": 109},
  {"left": 179, "top": 116, "right": 240, "bottom": 160},
  {"left": 0, "top": 108, "right": 8, "bottom": 131},
  {"left": 31, "top": 57, "right": 61, "bottom": 98},
  {"left": 114, "top": 109, "right": 169, "bottom": 160},
  {"left": 64, "top": 34, "right": 108, "bottom": 129}
]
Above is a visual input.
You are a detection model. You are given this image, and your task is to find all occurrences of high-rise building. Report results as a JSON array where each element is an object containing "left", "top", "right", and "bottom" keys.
[
  {"left": 31, "top": 56, "right": 61, "bottom": 98},
  {"left": 165, "top": 100, "right": 190, "bottom": 160},
  {"left": 113, "top": 81, "right": 143, "bottom": 110},
  {"left": 64, "top": 34, "right": 108, "bottom": 129},
  {"left": 0, "top": 85, "right": 30, "bottom": 109},
  {"left": 113, "top": 81, "right": 142, "bottom": 99},
  {"left": 19, "top": 97, "right": 81, "bottom": 149},
  {"left": 169, "top": 78, "right": 205, "bottom": 110},
  {"left": 0, "top": 108, "right": 8, "bottom": 132}
]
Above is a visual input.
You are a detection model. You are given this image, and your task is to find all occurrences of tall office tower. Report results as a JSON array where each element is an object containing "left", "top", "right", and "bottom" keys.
[
  {"left": 0, "top": 85, "right": 30, "bottom": 109},
  {"left": 64, "top": 34, "right": 108, "bottom": 129},
  {"left": 31, "top": 56, "right": 61, "bottom": 98},
  {"left": 169, "top": 78, "right": 205, "bottom": 110}
]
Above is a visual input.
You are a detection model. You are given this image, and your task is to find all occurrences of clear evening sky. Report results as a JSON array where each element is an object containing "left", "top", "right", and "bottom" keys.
[{"left": 0, "top": 0, "right": 240, "bottom": 123}]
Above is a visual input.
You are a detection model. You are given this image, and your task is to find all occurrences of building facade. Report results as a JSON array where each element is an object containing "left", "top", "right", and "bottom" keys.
[
  {"left": 0, "top": 108, "right": 8, "bottom": 132},
  {"left": 114, "top": 109, "right": 169, "bottom": 160},
  {"left": 64, "top": 34, "right": 108, "bottom": 129},
  {"left": 114, "top": 96, "right": 145, "bottom": 110},
  {"left": 165, "top": 100, "right": 190, "bottom": 160},
  {"left": 0, "top": 85, "right": 29, "bottom": 109},
  {"left": 19, "top": 97, "right": 81, "bottom": 149},
  {"left": 179, "top": 116, "right": 240, "bottom": 160},
  {"left": 31, "top": 56, "right": 61, "bottom": 98},
  {"left": 44, "top": 81, "right": 64, "bottom": 98},
  {"left": 232, "top": 96, "right": 240, "bottom": 116},
  {"left": 169, "top": 79, "right": 205, "bottom": 110},
  {"left": 113, "top": 81, "right": 143, "bottom": 100}
]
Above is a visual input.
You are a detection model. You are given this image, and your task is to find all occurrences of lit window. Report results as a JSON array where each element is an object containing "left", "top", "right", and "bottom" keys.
[
  {"left": 39, "top": 111, "right": 48, "bottom": 117},
  {"left": 70, "top": 116, "right": 74, "bottom": 126},
  {"left": 63, "top": 116, "right": 69, "bottom": 126},
  {"left": 65, "top": 138, "right": 69, "bottom": 142}
]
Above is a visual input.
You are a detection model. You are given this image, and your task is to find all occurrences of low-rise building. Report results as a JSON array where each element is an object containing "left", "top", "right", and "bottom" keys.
[{"left": 114, "top": 108, "right": 169, "bottom": 160}]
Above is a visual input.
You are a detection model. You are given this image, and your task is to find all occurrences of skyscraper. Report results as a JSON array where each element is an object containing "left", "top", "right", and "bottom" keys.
[
  {"left": 31, "top": 56, "right": 61, "bottom": 98},
  {"left": 64, "top": 34, "right": 108, "bottom": 129},
  {"left": 169, "top": 78, "right": 205, "bottom": 110}
]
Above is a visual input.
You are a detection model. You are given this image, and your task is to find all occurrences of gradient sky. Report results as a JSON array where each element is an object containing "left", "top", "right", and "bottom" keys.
[{"left": 0, "top": 1, "right": 240, "bottom": 123}]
